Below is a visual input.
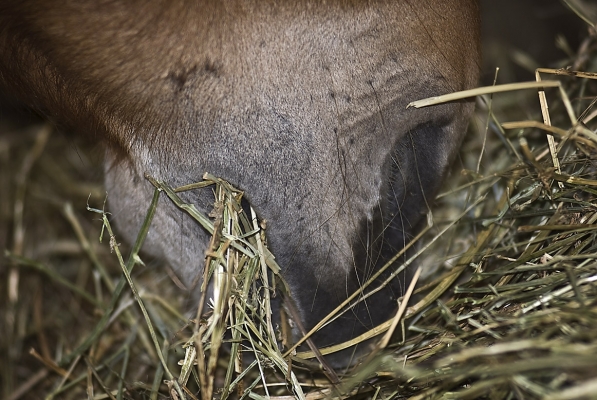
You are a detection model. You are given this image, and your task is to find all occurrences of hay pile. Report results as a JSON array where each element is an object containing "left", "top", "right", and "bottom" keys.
[{"left": 2, "top": 9, "right": 597, "bottom": 400}]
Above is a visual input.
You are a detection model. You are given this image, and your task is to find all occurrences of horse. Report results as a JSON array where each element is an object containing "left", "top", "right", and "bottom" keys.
[{"left": 0, "top": 0, "right": 480, "bottom": 366}]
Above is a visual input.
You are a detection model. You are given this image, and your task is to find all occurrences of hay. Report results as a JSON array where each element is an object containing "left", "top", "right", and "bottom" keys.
[{"left": 2, "top": 10, "right": 597, "bottom": 400}]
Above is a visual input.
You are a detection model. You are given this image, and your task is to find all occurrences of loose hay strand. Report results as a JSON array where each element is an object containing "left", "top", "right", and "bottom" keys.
[{"left": 89, "top": 204, "right": 186, "bottom": 400}]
